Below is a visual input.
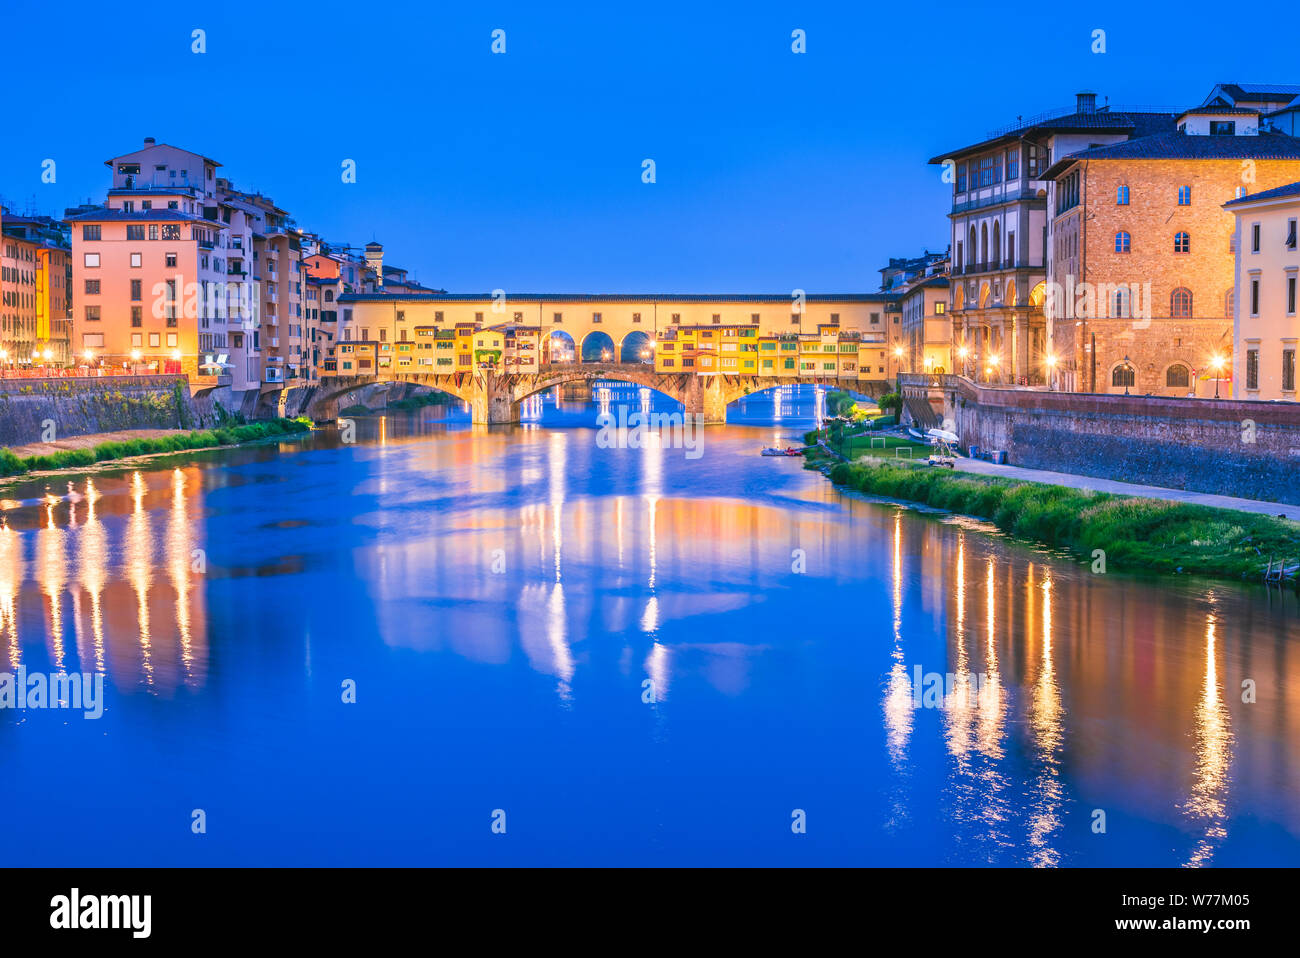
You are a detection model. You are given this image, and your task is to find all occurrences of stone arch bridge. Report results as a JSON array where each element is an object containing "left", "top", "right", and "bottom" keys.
[{"left": 311, "top": 363, "right": 850, "bottom": 424}]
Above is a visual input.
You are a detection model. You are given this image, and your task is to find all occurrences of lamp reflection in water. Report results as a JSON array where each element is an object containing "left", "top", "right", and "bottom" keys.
[
  {"left": 126, "top": 471, "right": 155, "bottom": 686},
  {"left": 0, "top": 518, "right": 23, "bottom": 668},
  {"left": 78, "top": 478, "right": 107, "bottom": 673},
  {"left": 882, "top": 513, "right": 914, "bottom": 831},
  {"left": 1027, "top": 568, "right": 1063, "bottom": 867},
  {"left": 166, "top": 468, "right": 198, "bottom": 687},
  {"left": 37, "top": 500, "right": 68, "bottom": 671},
  {"left": 1181, "top": 606, "right": 1234, "bottom": 867}
]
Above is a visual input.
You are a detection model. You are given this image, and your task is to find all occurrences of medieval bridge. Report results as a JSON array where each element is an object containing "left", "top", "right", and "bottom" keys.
[{"left": 311, "top": 363, "right": 854, "bottom": 424}]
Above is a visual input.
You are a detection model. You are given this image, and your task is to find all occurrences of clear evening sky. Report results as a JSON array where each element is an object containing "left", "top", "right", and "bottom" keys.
[{"left": 3, "top": 0, "right": 1295, "bottom": 292}]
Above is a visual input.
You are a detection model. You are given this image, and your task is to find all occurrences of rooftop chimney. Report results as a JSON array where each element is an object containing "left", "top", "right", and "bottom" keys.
[
  {"left": 144, "top": 136, "right": 156, "bottom": 145},
  {"left": 1076, "top": 91, "right": 1097, "bottom": 114}
]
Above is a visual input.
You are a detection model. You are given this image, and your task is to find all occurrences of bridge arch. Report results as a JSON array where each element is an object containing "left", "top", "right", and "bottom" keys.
[
  {"left": 619, "top": 330, "right": 654, "bottom": 364},
  {"left": 543, "top": 329, "right": 576, "bottom": 364},
  {"left": 580, "top": 331, "right": 616, "bottom": 363}
]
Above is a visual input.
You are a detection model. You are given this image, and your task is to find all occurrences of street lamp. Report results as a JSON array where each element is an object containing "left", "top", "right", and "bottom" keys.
[
  {"left": 988, "top": 354, "right": 1000, "bottom": 383},
  {"left": 957, "top": 345, "right": 969, "bottom": 379},
  {"left": 1122, "top": 354, "right": 1131, "bottom": 395},
  {"left": 1210, "top": 353, "right": 1226, "bottom": 399}
]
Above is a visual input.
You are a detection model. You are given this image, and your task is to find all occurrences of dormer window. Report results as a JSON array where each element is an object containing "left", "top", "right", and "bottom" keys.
[{"left": 1209, "top": 120, "right": 1236, "bottom": 136}]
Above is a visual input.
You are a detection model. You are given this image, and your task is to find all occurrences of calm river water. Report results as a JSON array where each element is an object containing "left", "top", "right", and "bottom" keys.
[{"left": 1, "top": 384, "right": 1297, "bottom": 866}]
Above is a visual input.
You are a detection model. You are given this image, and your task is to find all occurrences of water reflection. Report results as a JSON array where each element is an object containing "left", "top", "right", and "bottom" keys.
[{"left": 0, "top": 385, "right": 1296, "bottom": 866}]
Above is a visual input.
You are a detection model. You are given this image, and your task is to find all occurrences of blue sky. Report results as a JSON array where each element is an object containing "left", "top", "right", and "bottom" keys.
[{"left": 2, "top": 0, "right": 1295, "bottom": 292}]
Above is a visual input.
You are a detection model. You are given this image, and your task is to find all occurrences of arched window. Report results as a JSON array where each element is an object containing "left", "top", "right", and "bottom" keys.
[
  {"left": 1113, "top": 286, "right": 1131, "bottom": 318},
  {"left": 968, "top": 226, "right": 977, "bottom": 270},
  {"left": 992, "top": 221, "right": 1001, "bottom": 268},
  {"left": 1174, "top": 231, "right": 1191, "bottom": 253},
  {"left": 980, "top": 223, "right": 989, "bottom": 265},
  {"left": 1166, "top": 364, "right": 1190, "bottom": 388},
  {"left": 1112, "top": 364, "right": 1136, "bottom": 387},
  {"left": 1115, "top": 231, "right": 1131, "bottom": 253},
  {"left": 1225, "top": 289, "right": 1235, "bottom": 319},
  {"left": 1171, "top": 287, "right": 1192, "bottom": 318}
]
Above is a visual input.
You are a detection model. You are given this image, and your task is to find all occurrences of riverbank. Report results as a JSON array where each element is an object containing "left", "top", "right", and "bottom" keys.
[
  {"left": 0, "top": 418, "right": 313, "bottom": 480},
  {"left": 806, "top": 444, "right": 1300, "bottom": 581}
]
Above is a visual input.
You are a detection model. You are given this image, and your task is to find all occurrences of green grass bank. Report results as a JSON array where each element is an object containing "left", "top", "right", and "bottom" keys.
[
  {"left": 812, "top": 452, "right": 1300, "bottom": 582},
  {"left": 0, "top": 417, "right": 313, "bottom": 479}
]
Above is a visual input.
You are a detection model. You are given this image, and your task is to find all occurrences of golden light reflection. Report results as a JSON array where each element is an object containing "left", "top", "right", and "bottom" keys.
[
  {"left": 0, "top": 520, "right": 23, "bottom": 668},
  {"left": 37, "top": 503, "right": 68, "bottom": 669},
  {"left": 126, "top": 472, "right": 155, "bottom": 686},
  {"left": 166, "top": 469, "right": 196, "bottom": 686},
  {"left": 1181, "top": 607, "right": 1234, "bottom": 867},
  {"left": 884, "top": 512, "right": 913, "bottom": 768},
  {"left": 78, "top": 478, "right": 107, "bottom": 674},
  {"left": 1027, "top": 570, "right": 1063, "bottom": 867}
]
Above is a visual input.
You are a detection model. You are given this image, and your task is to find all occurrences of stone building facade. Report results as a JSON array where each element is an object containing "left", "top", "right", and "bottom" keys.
[{"left": 1043, "top": 129, "right": 1300, "bottom": 396}]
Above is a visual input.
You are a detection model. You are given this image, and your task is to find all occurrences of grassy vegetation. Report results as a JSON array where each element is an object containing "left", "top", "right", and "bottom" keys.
[
  {"left": 815, "top": 455, "right": 1300, "bottom": 581},
  {"left": 0, "top": 418, "right": 313, "bottom": 479}
]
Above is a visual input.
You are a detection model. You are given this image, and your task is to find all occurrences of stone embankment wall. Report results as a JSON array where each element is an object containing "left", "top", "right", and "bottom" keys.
[
  {"left": 0, "top": 376, "right": 324, "bottom": 449},
  {"left": 904, "top": 374, "right": 1300, "bottom": 505}
]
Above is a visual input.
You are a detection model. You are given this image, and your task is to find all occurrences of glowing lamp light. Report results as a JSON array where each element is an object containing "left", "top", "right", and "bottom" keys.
[
  {"left": 989, "top": 355, "right": 1000, "bottom": 367},
  {"left": 84, "top": 351, "right": 95, "bottom": 361},
  {"left": 0, "top": 349, "right": 9, "bottom": 361},
  {"left": 172, "top": 349, "right": 182, "bottom": 360},
  {"left": 1210, "top": 354, "right": 1226, "bottom": 372},
  {"left": 1046, "top": 353, "right": 1058, "bottom": 368},
  {"left": 131, "top": 349, "right": 142, "bottom": 361},
  {"left": 43, "top": 349, "right": 53, "bottom": 360},
  {"left": 958, "top": 347, "right": 969, "bottom": 359}
]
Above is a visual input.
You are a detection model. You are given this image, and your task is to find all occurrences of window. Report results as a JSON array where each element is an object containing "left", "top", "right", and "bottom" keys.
[
  {"left": 1285, "top": 349, "right": 1297, "bottom": 392},
  {"left": 1225, "top": 289, "right": 1235, "bottom": 318},
  {"left": 83, "top": 252, "right": 100, "bottom": 268},
  {"left": 1287, "top": 219, "right": 1298, "bottom": 250},
  {"left": 1111, "top": 364, "right": 1135, "bottom": 387},
  {"left": 1246, "top": 349, "right": 1259, "bottom": 390},
  {"left": 934, "top": 302, "right": 946, "bottom": 315},
  {"left": 790, "top": 313, "right": 799, "bottom": 325},
  {"left": 1005, "top": 147, "right": 1018, "bottom": 180},
  {"left": 167, "top": 333, "right": 178, "bottom": 347},
  {"left": 1171, "top": 288, "right": 1192, "bottom": 318},
  {"left": 1288, "top": 275, "right": 1298, "bottom": 314},
  {"left": 130, "top": 279, "right": 141, "bottom": 301},
  {"left": 633, "top": 313, "right": 642, "bottom": 323},
  {"left": 149, "top": 225, "right": 159, "bottom": 240},
  {"left": 1115, "top": 231, "right": 1131, "bottom": 253},
  {"left": 1116, "top": 185, "right": 1129, "bottom": 205},
  {"left": 84, "top": 279, "right": 100, "bottom": 295},
  {"left": 130, "top": 252, "right": 142, "bottom": 267},
  {"left": 1166, "top": 364, "right": 1190, "bottom": 388},
  {"left": 593, "top": 312, "right": 602, "bottom": 323},
  {"left": 711, "top": 314, "right": 720, "bottom": 324},
  {"left": 149, "top": 333, "right": 160, "bottom": 347},
  {"left": 166, "top": 253, "right": 177, "bottom": 267},
  {"left": 1174, "top": 231, "right": 1190, "bottom": 253},
  {"left": 126, "top": 225, "right": 145, "bottom": 241},
  {"left": 84, "top": 305, "right": 100, "bottom": 322},
  {"left": 131, "top": 307, "right": 142, "bottom": 327},
  {"left": 1113, "top": 287, "right": 1131, "bottom": 318},
  {"left": 552, "top": 312, "right": 562, "bottom": 323},
  {"left": 750, "top": 313, "right": 759, "bottom": 325},
  {"left": 1177, "top": 185, "right": 1191, "bottom": 206},
  {"left": 82, "top": 224, "right": 101, "bottom": 241},
  {"left": 1210, "top": 120, "right": 1236, "bottom": 136},
  {"left": 870, "top": 312, "right": 880, "bottom": 325},
  {"left": 1251, "top": 223, "right": 1261, "bottom": 253},
  {"left": 955, "top": 162, "right": 967, "bottom": 192},
  {"left": 82, "top": 333, "right": 104, "bottom": 348},
  {"left": 1251, "top": 278, "right": 1260, "bottom": 315}
]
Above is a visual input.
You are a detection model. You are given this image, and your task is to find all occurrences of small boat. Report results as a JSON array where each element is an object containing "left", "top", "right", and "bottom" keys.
[
  {"left": 907, "top": 427, "right": 927, "bottom": 442},
  {"left": 761, "top": 446, "right": 804, "bottom": 457}
]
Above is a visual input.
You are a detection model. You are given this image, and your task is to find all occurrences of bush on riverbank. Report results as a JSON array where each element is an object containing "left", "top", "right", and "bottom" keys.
[
  {"left": 824, "top": 458, "right": 1300, "bottom": 580},
  {"left": 0, "top": 417, "right": 312, "bottom": 478}
]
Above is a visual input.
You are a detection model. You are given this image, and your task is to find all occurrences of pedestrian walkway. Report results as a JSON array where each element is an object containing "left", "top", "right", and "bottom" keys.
[{"left": 951, "top": 457, "right": 1297, "bottom": 520}]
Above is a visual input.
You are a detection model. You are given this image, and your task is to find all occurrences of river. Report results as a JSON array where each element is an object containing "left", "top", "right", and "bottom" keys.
[{"left": 1, "top": 384, "right": 1297, "bottom": 866}]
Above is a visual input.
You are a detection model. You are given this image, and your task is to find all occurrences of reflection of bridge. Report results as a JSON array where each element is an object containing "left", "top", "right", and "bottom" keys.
[{"left": 313, "top": 362, "right": 848, "bottom": 424}]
